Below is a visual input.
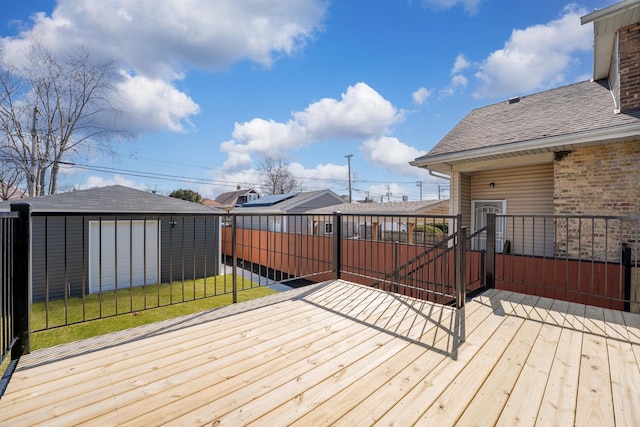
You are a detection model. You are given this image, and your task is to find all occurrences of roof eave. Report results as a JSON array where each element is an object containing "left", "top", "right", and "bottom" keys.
[
  {"left": 581, "top": 0, "right": 640, "bottom": 25},
  {"left": 581, "top": 0, "right": 640, "bottom": 80},
  {"left": 411, "top": 122, "right": 640, "bottom": 172}
]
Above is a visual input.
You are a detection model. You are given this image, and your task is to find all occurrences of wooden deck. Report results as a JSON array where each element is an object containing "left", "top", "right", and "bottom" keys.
[{"left": 1, "top": 280, "right": 639, "bottom": 426}]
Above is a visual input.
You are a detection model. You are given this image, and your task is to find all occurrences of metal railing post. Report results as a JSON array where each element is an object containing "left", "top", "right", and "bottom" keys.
[
  {"left": 393, "top": 241, "right": 399, "bottom": 294},
  {"left": 486, "top": 213, "right": 496, "bottom": 289},
  {"left": 333, "top": 212, "right": 341, "bottom": 280},
  {"left": 455, "top": 226, "right": 467, "bottom": 309},
  {"left": 231, "top": 215, "right": 237, "bottom": 303},
  {"left": 622, "top": 242, "right": 631, "bottom": 312},
  {"left": 11, "top": 203, "right": 31, "bottom": 359}
]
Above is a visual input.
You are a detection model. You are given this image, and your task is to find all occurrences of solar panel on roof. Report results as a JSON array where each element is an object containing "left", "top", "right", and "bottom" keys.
[{"left": 241, "top": 193, "right": 297, "bottom": 207}]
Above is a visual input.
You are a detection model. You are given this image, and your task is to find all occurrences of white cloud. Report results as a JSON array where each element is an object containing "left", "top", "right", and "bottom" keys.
[
  {"left": 412, "top": 87, "right": 433, "bottom": 106},
  {"left": 294, "top": 82, "right": 403, "bottom": 140},
  {"left": 221, "top": 152, "right": 254, "bottom": 171},
  {"left": 221, "top": 118, "right": 307, "bottom": 159},
  {"left": 222, "top": 83, "right": 404, "bottom": 161},
  {"left": 451, "top": 74, "right": 468, "bottom": 87},
  {"left": 79, "top": 174, "right": 143, "bottom": 190},
  {"left": 421, "top": 0, "right": 481, "bottom": 14},
  {"left": 289, "top": 162, "right": 349, "bottom": 189},
  {"left": 473, "top": 5, "right": 591, "bottom": 99},
  {"left": 1, "top": 0, "right": 327, "bottom": 133},
  {"left": 360, "top": 136, "right": 427, "bottom": 177},
  {"left": 199, "top": 161, "right": 349, "bottom": 198},
  {"left": 116, "top": 74, "right": 200, "bottom": 133},
  {"left": 451, "top": 54, "right": 470, "bottom": 74}
]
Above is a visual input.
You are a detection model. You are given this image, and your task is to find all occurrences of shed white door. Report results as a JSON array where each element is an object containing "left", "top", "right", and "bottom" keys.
[{"left": 89, "top": 220, "right": 160, "bottom": 293}]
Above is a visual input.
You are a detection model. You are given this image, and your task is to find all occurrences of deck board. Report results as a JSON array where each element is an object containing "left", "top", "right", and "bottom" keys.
[
  {"left": 536, "top": 300, "right": 585, "bottom": 426},
  {"left": 1, "top": 280, "right": 639, "bottom": 426},
  {"left": 575, "top": 306, "right": 615, "bottom": 427}
]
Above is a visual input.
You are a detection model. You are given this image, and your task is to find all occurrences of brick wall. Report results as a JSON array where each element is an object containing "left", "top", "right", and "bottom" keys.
[
  {"left": 554, "top": 141, "right": 640, "bottom": 261},
  {"left": 619, "top": 22, "right": 640, "bottom": 112}
]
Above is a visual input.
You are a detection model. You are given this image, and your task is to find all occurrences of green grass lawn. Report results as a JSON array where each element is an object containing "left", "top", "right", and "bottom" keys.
[{"left": 30, "top": 275, "right": 276, "bottom": 351}]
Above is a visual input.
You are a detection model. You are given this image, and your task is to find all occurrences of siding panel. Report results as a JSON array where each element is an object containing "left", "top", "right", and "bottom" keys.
[{"left": 471, "top": 163, "right": 554, "bottom": 256}]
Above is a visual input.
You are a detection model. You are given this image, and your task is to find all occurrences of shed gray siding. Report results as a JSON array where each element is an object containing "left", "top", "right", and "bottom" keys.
[
  {"left": 31, "top": 214, "right": 220, "bottom": 301},
  {"left": 32, "top": 216, "right": 85, "bottom": 302},
  {"left": 161, "top": 215, "right": 219, "bottom": 284}
]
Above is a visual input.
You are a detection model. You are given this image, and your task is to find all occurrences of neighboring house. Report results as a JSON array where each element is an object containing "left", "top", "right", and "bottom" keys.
[
  {"left": 307, "top": 199, "right": 449, "bottom": 241},
  {"left": 232, "top": 189, "right": 345, "bottom": 233},
  {"left": 410, "top": 1, "right": 640, "bottom": 257},
  {"left": 214, "top": 187, "right": 260, "bottom": 209},
  {"left": 2, "top": 185, "right": 223, "bottom": 301},
  {"left": 202, "top": 198, "right": 223, "bottom": 208}
]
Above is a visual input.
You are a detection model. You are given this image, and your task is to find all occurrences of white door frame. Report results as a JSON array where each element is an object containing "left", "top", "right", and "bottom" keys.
[{"left": 471, "top": 200, "right": 506, "bottom": 252}]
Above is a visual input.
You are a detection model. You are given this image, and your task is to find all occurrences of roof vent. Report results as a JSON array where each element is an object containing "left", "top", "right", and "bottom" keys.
[{"left": 508, "top": 96, "right": 520, "bottom": 104}]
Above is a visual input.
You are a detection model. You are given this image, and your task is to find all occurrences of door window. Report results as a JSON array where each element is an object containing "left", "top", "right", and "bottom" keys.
[{"left": 471, "top": 201, "right": 505, "bottom": 252}]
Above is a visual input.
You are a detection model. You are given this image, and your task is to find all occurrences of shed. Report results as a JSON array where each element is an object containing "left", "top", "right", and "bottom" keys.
[
  {"left": 232, "top": 190, "right": 345, "bottom": 233},
  {"left": 3, "top": 186, "right": 222, "bottom": 301}
]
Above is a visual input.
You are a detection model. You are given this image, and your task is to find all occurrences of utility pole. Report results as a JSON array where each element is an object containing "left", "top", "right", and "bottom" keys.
[
  {"left": 30, "top": 104, "right": 40, "bottom": 197},
  {"left": 416, "top": 181, "right": 423, "bottom": 201},
  {"left": 345, "top": 154, "right": 353, "bottom": 203}
]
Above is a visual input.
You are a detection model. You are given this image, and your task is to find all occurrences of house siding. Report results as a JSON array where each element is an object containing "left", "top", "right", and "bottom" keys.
[
  {"left": 471, "top": 163, "right": 554, "bottom": 256},
  {"left": 32, "top": 214, "right": 220, "bottom": 301},
  {"left": 460, "top": 173, "right": 472, "bottom": 230},
  {"left": 554, "top": 141, "right": 640, "bottom": 260}
]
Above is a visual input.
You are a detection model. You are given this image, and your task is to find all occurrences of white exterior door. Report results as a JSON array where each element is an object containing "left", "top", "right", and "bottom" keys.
[
  {"left": 471, "top": 201, "right": 505, "bottom": 252},
  {"left": 89, "top": 220, "right": 160, "bottom": 293}
]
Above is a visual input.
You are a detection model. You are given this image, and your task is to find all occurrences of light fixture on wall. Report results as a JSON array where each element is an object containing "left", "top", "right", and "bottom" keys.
[{"left": 489, "top": 182, "right": 495, "bottom": 188}]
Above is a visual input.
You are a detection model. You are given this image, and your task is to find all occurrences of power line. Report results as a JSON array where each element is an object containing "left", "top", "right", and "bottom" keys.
[{"left": 49, "top": 159, "right": 439, "bottom": 201}]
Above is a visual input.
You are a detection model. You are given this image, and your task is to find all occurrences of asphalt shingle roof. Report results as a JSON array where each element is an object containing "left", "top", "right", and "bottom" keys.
[
  {"left": 415, "top": 79, "right": 640, "bottom": 162},
  {"left": 214, "top": 189, "right": 257, "bottom": 206},
  {"left": 233, "top": 190, "right": 343, "bottom": 213},
  {"left": 2, "top": 185, "right": 220, "bottom": 213},
  {"left": 307, "top": 199, "right": 447, "bottom": 215}
]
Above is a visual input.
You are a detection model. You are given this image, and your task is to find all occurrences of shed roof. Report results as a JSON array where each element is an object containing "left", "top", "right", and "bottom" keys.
[
  {"left": 233, "top": 190, "right": 343, "bottom": 213},
  {"left": 1, "top": 185, "right": 221, "bottom": 214},
  {"left": 240, "top": 193, "right": 297, "bottom": 207}
]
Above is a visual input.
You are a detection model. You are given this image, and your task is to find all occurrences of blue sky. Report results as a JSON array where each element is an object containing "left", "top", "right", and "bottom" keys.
[{"left": 0, "top": 0, "right": 615, "bottom": 201}]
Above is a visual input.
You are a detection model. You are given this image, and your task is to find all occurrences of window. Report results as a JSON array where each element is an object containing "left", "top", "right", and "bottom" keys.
[{"left": 325, "top": 223, "right": 333, "bottom": 234}]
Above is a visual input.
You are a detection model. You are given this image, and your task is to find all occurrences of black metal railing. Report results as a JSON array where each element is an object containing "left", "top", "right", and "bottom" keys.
[
  {"left": 0, "top": 208, "right": 480, "bottom": 343},
  {"left": 485, "top": 213, "right": 639, "bottom": 311},
  {"left": 0, "top": 204, "right": 31, "bottom": 367},
  {"left": 28, "top": 211, "right": 234, "bottom": 332},
  {"left": 225, "top": 212, "right": 470, "bottom": 307}
]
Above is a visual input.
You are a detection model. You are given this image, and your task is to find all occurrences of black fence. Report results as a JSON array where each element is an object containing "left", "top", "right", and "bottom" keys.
[
  {"left": 1, "top": 204, "right": 30, "bottom": 366},
  {"left": 485, "top": 213, "right": 639, "bottom": 311},
  {"left": 28, "top": 211, "right": 227, "bottom": 332},
  {"left": 224, "top": 213, "right": 472, "bottom": 307}
]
